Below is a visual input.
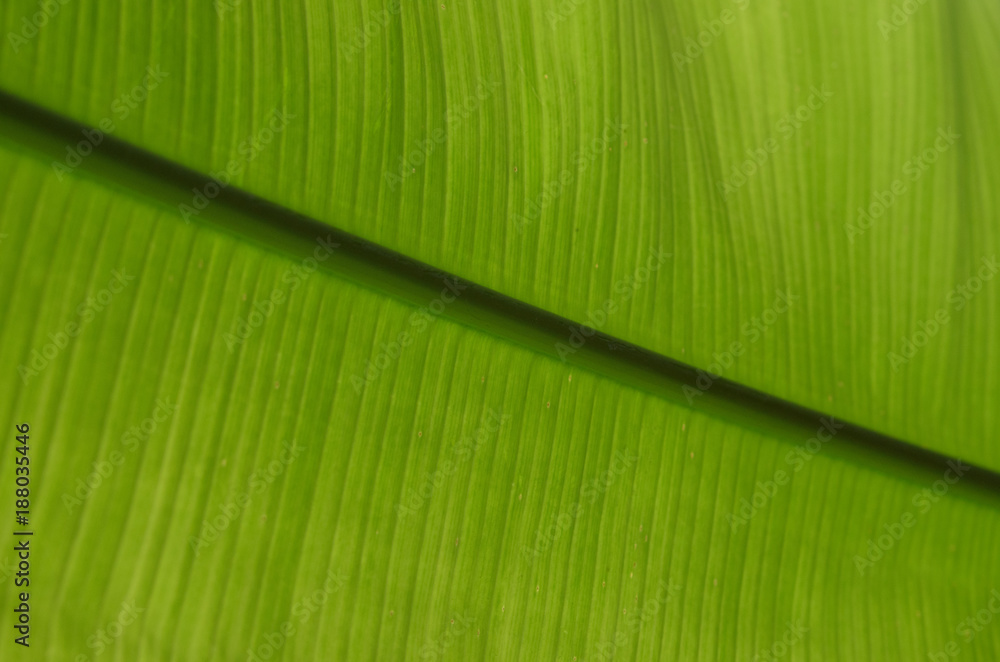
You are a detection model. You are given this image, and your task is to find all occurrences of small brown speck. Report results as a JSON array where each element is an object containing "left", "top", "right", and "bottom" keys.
[
  {"left": 198, "top": 260, "right": 204, "bottom": 268},
  {"left": 274, "top": 381, "right": 279, "bottom": 389},
  {"left": 546, "top": 401, "right": 550, "bottom": 408},
  {"left": 418, "top": 431, "right": 423, "bottom": 437},
  {"left": 390, "top": 610, "right": 395, "bottom": 616}
]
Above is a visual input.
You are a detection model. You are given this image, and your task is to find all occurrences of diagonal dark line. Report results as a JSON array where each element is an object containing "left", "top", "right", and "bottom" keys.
[{"left": 1, "top": 87, "right": 998, "bottom": 506}]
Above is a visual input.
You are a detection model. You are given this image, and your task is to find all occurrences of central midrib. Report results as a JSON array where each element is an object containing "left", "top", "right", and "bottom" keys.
[{"left": 2, "top": 87, "right": 998, "bottom": 507}]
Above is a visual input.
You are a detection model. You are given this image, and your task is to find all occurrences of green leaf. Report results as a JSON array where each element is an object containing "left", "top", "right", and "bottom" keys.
[{"left": 1, "top": 0, "right": 999, "bottom": 659}]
